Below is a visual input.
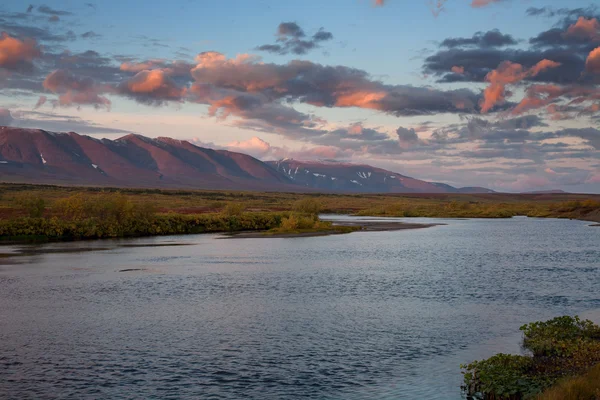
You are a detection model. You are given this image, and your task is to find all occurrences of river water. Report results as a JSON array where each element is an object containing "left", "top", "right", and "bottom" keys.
[{"left": 1, "top": 216, "right": 599, "bottom": 399}]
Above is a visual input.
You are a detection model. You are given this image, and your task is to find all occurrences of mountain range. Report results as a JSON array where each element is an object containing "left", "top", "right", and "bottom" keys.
[{"left": 0, "top": 126, "right": 493, "bottom": 193}]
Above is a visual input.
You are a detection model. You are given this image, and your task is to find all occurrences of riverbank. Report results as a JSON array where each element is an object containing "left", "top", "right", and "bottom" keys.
[
  {"left": 0, "top": 184, "right": 598, "bottom": 243},
  {"left": 222, "top": 220, "right": 443, "bottom": 239},
  {"left": 461, "top": 316, "right": 600, "bottom": 400}
]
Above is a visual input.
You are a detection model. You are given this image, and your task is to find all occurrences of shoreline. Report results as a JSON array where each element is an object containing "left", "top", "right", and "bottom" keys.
[{"left": 221, "top": 220, "right": 444, "bottom": 239}]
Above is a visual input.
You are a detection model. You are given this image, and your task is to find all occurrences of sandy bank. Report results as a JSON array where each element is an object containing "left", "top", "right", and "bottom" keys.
[{"left": 221, "top": 220, "right": 444, "bottom": 239}]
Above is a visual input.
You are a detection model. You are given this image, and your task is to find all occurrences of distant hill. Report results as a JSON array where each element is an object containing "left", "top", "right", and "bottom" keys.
[
  {"left": 0, "top": 126, "right": 494, "bottom": 193},
  {"left": 267, "top": 159, "right": 495, "bottom": 193},
  {"left": 521, "top": 190, "right": 568, "bottom": 194}
]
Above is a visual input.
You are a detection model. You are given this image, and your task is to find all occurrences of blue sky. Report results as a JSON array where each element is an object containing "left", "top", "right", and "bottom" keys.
[{"left": 0, "top": 0, "right": 599, "bottom": 192}]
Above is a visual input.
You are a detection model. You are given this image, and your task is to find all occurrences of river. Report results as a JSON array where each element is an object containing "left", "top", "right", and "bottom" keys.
[{"left": 1, "top": 216, "right": 599, "bottom": 399}]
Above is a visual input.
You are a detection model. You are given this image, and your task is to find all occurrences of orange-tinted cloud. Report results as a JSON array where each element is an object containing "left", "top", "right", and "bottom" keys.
[
  {"left": 334, "top": 91, "right": 387, "bottom": 109},
  {"left": 374, "top": 0, "right": 385, "bottom": 6},
  {"left": 451, "top": 66, "right": 464, "bottom": 74},
  {"left": 565, "top": 17, "right": 600, "bottom": 40},
  {"left": 118, "top": 69, "right": 186, "bottom": 104},
  {"left": 586, "top": 46, "right": 600, "bottom": 73},
  {"left": 191, "top": 53, "right": 477, "bottom": 116},
  {"left": 480, "top": 60, "right": 561, "bottom": 113},
  {"left": 120, "top": 59, "right": 193, "bottom": 77},
  {"left": 120, "top": 61, "right": 159, "bottom": 73},
  {"left": 471, "top": 0, "right": 502, "bottom": 8},
  {"left": 0, "top": 32, "right": 41, "bottom": 70},
  {"left": 226, "top": 137, "right": 271, "bottom": 157}
]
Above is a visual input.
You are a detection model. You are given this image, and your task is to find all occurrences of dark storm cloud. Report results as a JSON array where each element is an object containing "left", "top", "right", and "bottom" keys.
[{"left": 256, "top": 22, "right": 333, "bottom": 55}]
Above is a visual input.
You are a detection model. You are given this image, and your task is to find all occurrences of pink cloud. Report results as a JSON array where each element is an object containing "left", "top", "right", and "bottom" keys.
[
  {"left": 190, "top": 52, "right": 475, "bottom": 116},
  {"left": 33, "top": 95, "right": 47, "bottom": 110},
  {"left": 120, "top": 59, "right": 193, "bottom": 77},
  {"left": 226, "top": 136, "right": 271, "bottom": 157},
  {"left": 0, "top": 32, "right": 41, "bottom": 70},
  {"left": 586, "top": 172, "right": 600, "bottom": 184},
  {"left": 451, "top": 66, "right": 465, "bottom": 74},
  {"left": 565, "top": 17, "right": 600, "bottom": 40},
  {"left": 43, "top": 69, "right": 111, "bottom": 110},
  {"left": 480, "top": 60, "right": 561, "bottom": 113},
  {"left": 586, "top": 47, "right": 600, "bottom": 74},
  {"left": 471, "top": 0, "right": 502, "bottom": 8},
  {"left": 118, "top": 69, "right": 186, "bottom": 104}
]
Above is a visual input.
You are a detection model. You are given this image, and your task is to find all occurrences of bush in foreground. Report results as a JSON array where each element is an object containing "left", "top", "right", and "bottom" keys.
[{"left": 462, "top": 316, "right": 600, "bottom": 400}]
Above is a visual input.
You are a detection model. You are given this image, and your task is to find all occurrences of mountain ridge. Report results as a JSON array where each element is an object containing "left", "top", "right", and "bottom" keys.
[{"left": 0, "top": 126, "right": 494, "bottom": 193}]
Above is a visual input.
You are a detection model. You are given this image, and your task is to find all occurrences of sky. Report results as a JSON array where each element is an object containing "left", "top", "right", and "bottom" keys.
[{"left": 0, "top": 0, "right": 599, "bottom": 193}]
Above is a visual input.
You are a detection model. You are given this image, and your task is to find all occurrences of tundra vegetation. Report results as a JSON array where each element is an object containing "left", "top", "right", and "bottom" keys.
[
  {"left": 461, "top": 316, "right": 600, "bottom": 400},
  {"left": 0, "top": 183, "right": 598, "bottom": 241}
]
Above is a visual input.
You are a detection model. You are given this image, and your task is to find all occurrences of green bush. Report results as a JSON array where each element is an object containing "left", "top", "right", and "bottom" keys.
[
  {"left": 16, "top": 194, "right": 46, "bottom": 218},
  {"left": 462, "top": 316, "right": 600, "bottom": 400},
  {"left": 222, "top": 202, "right": 245, "bottom": 217},
  {"left": 0, "top": 192, "right": 284, "bottom": 241},
  {"left": 292, "top": 198, "right": 322, "bottom": 216}
]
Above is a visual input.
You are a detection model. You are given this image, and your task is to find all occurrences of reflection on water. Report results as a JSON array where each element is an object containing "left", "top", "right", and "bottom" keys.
[{"left": 1, "top": 217, "right": 599, "bottom": 399}]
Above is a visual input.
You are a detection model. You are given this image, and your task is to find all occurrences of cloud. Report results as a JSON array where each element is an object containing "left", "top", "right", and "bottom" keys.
[
  {"left": 0, "top": 107, "right": 13, "bottom": 125},
  {"left": 425, "top": 8, "right": 600, "bottom": 86},
  {"left": 564, "top": 17, "right": 600, "bottom": 41},
  {"left": 191, "top": 52, "right": 479, "bottom": 116},
  {"left": 0, "top": 32, "right": 41, "bottom": 71},
  {"left": 10, "top": 110, "right": 133, "bottom": 135},
  {"left": 117, "top": 69, "right": 186, "bottom": 105},
  {"left": 81, "top": 31, "right": 101, "bottom": 39},
  {"left": 256, "top": 22, "right": 333, "bottom": 55},
  {"left": 43, "top": 69, "right": 111, "bottom": 109},
  {"left": 480, "top": 59, "right": 561, "bottom": 113},
  {"left": 586, "top": 46, "right": 600, "bottom": 73},
  {"left": 226, "top": 136, "right": 271, "bottom": 157},
  {"left": 428, "top": 0, "right": 448, "bottom": 17},
  {"left": 396, "top": 127, "right": 421, "bottom": 148},
  {"left": 510, "top": 82, "right": 600, "bottom": 117},
  {"left": 37, "top": 5, "right": 73, "bottom": 16},
  {"left": 119, "top": 59, "right": 193, "bottom": 78},
  {"left": 471, "top": 0, "right": 503, "bottom": 8},
  {"left": 34, "top": 95, "right": 47, "bottom": 109},
  {"left": 0, "top": 17, "right": 77, "bottom": 43},
  {"left": 441, "top": 30, "right": 517, "bottom": 48}
]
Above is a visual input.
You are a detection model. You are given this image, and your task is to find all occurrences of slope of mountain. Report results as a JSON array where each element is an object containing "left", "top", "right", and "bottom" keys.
[
  {"left": 431, "top": 182, "right": 496, "bottom": 194},
  {"left": 266, "top": 159, "right": 494, "bottom": 194},
  {"left": 0, "top": 126, "right": 494, "bottom": 193},
  {"left": 0, "top": 127, "right": 294, "bottom": 190}
]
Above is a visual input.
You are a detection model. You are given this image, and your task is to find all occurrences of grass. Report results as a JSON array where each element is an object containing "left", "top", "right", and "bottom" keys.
[
  {"left": 461, "top": 316, "right": 600, "bottom": 400},
  {"left": 537, "top": 364, "right": 600, "bottom": 400},
  {"left": 0, "top": 183, "right": 598, "bottom": 241}
]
